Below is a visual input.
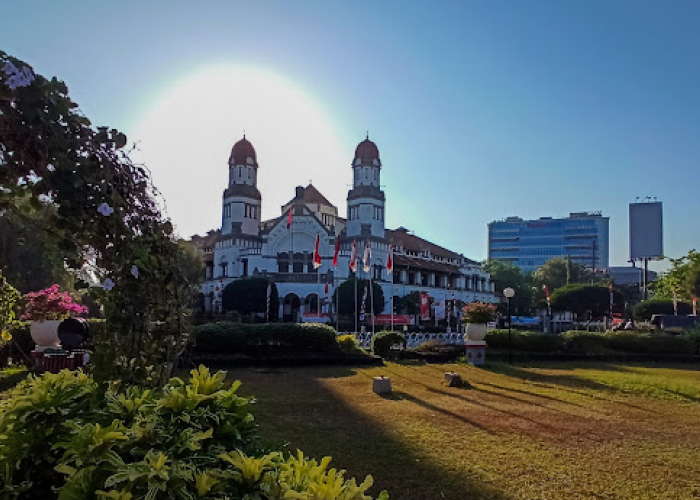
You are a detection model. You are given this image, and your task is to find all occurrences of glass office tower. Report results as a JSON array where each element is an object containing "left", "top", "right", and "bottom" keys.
[{"left": 488, "top": 212, "right": 609, "bottom": 273}]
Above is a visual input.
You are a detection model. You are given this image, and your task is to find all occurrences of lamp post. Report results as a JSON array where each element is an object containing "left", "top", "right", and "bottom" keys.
[{"left": 503, "top": 287, "right": 515, "bottom": 364}]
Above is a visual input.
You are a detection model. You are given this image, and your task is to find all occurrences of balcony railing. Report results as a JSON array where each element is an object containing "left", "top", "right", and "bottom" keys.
[{"left": 261, "top": 272, "right": 333, "bottom": 283}]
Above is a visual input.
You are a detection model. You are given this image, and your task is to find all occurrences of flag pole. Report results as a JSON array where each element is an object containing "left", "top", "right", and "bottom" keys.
[
  {"left": 369, "top": 267, "right": 375, "bottom": 335},
  {"left": 391, "top": 268, "right": 394, "bottom": 331},
  {"left": 354, "top": 272, "right": 358, "bottom": 333}
]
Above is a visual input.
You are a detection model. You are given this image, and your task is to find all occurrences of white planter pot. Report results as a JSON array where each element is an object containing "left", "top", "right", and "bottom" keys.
[
  {"left": 30, "top": 320, "right": 62, "bottom": 352},
  {"left": 465, "top": 323, "right": 487, "bottom": 341}
]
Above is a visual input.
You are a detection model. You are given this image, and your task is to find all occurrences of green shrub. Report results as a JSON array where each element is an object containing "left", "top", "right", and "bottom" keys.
[
  {"left": 683, "top": 326, "right": 700, "bottom": 356},
  {"left": 371, "top": 331, "right": 406, "bottom": 358},
  {"left": 561, "top": 330, "right": 609, "bottom": 354},
  {"left": 193, "top": 322, "right": 341, "bottom": 356},
  {"left": 485, "top": 330, "right": 562, "bottom": 352},
  {"left": 634, "top": 299, "right": 693, "bottom": 321},
  {"left": 0, "top": 366, "right": 389, "bottom": 499},
  {"left": 337, "top": 334, "right": 359, "bottom": 352}
]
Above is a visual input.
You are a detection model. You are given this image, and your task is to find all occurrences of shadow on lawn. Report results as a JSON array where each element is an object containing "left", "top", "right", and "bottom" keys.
[{"left": 233, "top": 366, "right": 513, "bottom": 500}]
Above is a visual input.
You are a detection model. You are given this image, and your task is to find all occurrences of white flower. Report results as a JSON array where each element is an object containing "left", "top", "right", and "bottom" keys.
[
  {"left": 97, "top": 202, "right": 114, "bottom": 216},
  {"left": 2, "top": 61, "right": 34, "bottom": 90},
  {"left": 131, "top": 265, "right": 139, "bottom": 278},
  {"left": 103, "top": 278, "right": 115, "bottom": 291}
]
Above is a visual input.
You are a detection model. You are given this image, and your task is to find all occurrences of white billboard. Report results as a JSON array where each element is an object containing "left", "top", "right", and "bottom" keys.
[{"left": 629, "top": 202, "right": 663, "bottom": 260}]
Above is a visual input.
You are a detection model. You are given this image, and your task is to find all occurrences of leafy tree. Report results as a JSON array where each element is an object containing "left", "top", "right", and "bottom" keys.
[
  {"left": 532, "top": 257, "right": 590, "bottom": 291},
  {"left": 550, "top": 284, "right": 623, "bottom": 319},
  {"left": 482, "top": 259, "right": 533, "bottom": 315},
  {"left": 222, "top": 278, "right": 278, "bottom": 320},
  {"left": 0, "top": 200, "right": 76, "bottom": 293},
  {"left": 633, "top": 299, "right": 693, "bottom": 321},
  {"left": 333, "top": 278, "right": 384, "bottom": 320},
  {"left": 651, "top": 250, "right": 700, "bottom": 300},
  {"left": 1, "top": 51, "right": 192, "bottom": 385}
]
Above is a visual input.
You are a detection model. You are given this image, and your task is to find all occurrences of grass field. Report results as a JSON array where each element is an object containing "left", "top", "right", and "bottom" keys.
[{"left": 227, "top": 361, "right": 700, "bottom": 500}]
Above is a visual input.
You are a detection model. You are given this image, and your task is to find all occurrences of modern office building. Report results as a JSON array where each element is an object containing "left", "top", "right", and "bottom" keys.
[{"left": 488, "top": 212, "right": 609, "bottom": 273}]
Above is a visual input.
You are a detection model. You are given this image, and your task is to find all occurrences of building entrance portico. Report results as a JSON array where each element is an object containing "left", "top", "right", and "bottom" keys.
[{"left": 282, "top": 293, "right": 301, "bottom": 322}]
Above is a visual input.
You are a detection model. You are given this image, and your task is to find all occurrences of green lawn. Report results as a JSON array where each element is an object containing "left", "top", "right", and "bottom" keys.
[{"left": 227, "top": 361, "right": 700, "bottom": 500}]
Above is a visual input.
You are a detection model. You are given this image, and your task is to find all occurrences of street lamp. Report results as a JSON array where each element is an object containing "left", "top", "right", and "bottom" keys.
[{"left": 503, "top": 287, "right": 515, "bottom": 364}]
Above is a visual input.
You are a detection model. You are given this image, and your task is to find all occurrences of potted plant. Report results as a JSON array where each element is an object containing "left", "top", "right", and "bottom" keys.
[
  {"left": 462, "top": 302, "right": 496, "bottom": 341},
  {"left": 21, "top": 285, "right": 88, "bottom": 352}
]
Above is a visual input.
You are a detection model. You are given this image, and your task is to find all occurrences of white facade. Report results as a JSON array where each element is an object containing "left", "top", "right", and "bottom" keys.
[{"left": 196, "top": 136, "right": 497, "bottom": 321}]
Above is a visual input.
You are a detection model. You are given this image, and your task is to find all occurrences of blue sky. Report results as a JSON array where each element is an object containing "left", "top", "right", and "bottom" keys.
[{"left": 2, "top": 1, "right": 699, "bottom": 272}]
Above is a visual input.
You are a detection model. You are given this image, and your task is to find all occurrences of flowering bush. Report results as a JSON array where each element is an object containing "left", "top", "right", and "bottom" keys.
[
  {"left": 462, "top": 302, "right": 496, "bottom": 324},
  {"left": 21, "top": 284, "right": 88, "bottom": 321}
]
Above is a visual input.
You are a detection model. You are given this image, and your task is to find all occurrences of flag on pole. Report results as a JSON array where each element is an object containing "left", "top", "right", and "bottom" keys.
[
  {"left": 363, "top": 241, "right": 371, "bottom": 273},
  {"left": 542, "top": 284, "right": 550, "bottom": 304},
  {"left": 673, "top": 289, "right": 678, "bottom": 316},
  {"left": 386, "top": 243, "right": 394, "bottom": 273},
  {"left": 313, "top": 234, "right": 322, "bottom": 269},
  {"left": 332, "top": 238, "right": 340, "bottom": 267},
  {"left": 349, "top": 240, "right": 357, "bottom": 273},
  {"left": 324, "top": 283, "right": 329, "bottom": 295},
  {"left": 286, "top": 208, "right": 293, "bottom": 229}
]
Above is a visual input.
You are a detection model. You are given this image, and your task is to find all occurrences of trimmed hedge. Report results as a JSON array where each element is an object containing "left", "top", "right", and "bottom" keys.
[
  {"left": 193, "top": 322, "right": 341, "bottom": 355},
  {"left": 634, "top": 299, "right": 693, "bottom": 320},
  {"left": 371, "top": 331, "right": 406, "bottom": 358},
  {"left": 486, "top": 329, "right": 695, "bottom": 356}
]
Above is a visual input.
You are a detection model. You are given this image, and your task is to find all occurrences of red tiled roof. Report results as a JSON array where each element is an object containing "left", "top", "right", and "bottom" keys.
[
  {"left": 190, "top": 230, "right": 220, "bottom": 250},
  {"left": 302, "top": 184, "right": 334, "bottom": 206},
  {"left": 230, "top": 136, "right": 256, "bottom": 162},
  {"left": 393, "top": 254, "right": 460, "bottom": 273},
  {"left": 387, "top": 228, "right": 460, "bottom": 259},
  {"left": 354, "top": 137, "right": 380, "bottom": 162}
]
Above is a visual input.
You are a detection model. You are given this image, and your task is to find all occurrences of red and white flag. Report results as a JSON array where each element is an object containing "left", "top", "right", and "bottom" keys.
[
  {"left": 286, "top": 208, "right": 293, "bottom": 229},
  {"left": 386, "top": 244, "right": 394, "bottom": 273},
  {"left": 313, "top": 234, "right": 322, "bottom": 269},
  {"left": 363, "top": 241, "right": 371, "bottom": 273},
  {"left": 332, "top": 238, "right": 340, "bottom": 267},
  {"left": 349, "top": 240, "right": 357, "bottom": 273},
  {"left": 542, "top": 284, "right": 551, "bottom": 304},
  {"left": 324, "top": 282, "right": 329, "bottom": 296}
]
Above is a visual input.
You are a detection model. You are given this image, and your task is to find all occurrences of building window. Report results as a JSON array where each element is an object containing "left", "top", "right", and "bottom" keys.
[
  {"left": 373, "top": 206, "right": 384, "bottom": 220},
  {"left": 244, "top": 204, "right": 257, "bottom": 219},
  {"left": 408, "top": 273, "right": 415, "bottom": 285},
  {"left": 224, "top": 204, "right": 232, "bottom": 218},
  {"left": 277, "top": 252, "right": 290, "bottom": 273},
  {"left": 373, "top": 265, "right": 382, "bottom": 281}
]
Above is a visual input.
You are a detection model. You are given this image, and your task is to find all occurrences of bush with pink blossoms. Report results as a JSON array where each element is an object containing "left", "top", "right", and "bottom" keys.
[{"left": 21, "top": 285, "right": 88, "bottom": 321}]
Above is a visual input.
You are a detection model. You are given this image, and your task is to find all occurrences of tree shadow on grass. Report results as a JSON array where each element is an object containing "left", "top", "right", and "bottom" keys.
[{"left": 232, "top": 367, "right": 513, "bottom": 500}]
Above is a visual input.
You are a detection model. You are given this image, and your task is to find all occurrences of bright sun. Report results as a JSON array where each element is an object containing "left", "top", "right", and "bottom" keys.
[{"left": 132, "top": 65, "right": 350, "bottom": 238}]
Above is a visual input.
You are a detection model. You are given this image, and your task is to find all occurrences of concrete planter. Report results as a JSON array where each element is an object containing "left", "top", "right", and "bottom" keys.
[
  {"left": 465, "top": 322, "right": 487, "bottom": 341},
  {"left": 30, "top": 320, "right": 62, "bottom": 352},
  {"left": 372, "top": 376, "right": 392, "bottom": 395}
]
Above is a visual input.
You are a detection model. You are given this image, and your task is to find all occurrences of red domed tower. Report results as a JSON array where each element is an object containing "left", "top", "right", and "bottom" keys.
[
  {"left": 222, "top": 135, "right": 261, "bottom": 237},
  {"left": 346, "top": 134, "right": 385, "bottom": 239}
]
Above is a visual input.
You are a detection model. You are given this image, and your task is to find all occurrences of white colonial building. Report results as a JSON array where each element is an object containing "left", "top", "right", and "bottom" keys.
[{"left": 191, "top": 135, "right": 496, "bottom": 322}]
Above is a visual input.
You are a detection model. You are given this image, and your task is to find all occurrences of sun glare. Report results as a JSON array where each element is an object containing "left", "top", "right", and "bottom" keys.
[{"left": 132, "top": 65, "right": 349, "bottom": 238}]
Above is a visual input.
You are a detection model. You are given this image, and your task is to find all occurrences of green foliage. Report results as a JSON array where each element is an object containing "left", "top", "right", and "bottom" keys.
[
  {"left": 337, "top": 334, "right": 359, "bottom": 352},
  {"left": 683, "top": 325, "right": 700, "bottom": 356},
  {"left": 462, "top": 302, "right": 496, "bottom": 324},
  {"left": 482, "top": 260, "right": 533, "bottom": 315},
  {"left": 221, "top": 278, "right": 278, "bottom": 318},
  {"left": 550, "top": 284, "right": 622, "bottom": 318},
  {"left": 633, "top": 299, "right": 693, "bottom": 320},
  {"left": 0, "top": 367, "right": 388, "bottom": 500},
  {"left": 532, "top": 257, "right": 590, "bottom": 291},
  {"left": 333, "top": 279, "right": 385, "bottom": 319},
  {"left": 371, "top": 331, "right": 406, "bottom": 358},
  {"left": 0, "top": 51, "right": 194, "bottom": 386},
  {"left": 485, "top": 329, "right": 694, "bottom": 355},
  {"left": 0, "top": 273, "right": 20, "bottom": 347},
  {"left": 0, "top": 201, "right": 76, "bottom": 294},
  {"left": 193, "top": 322, "right": 341, "bottom": 355},
  {"left": 651, "top": 249, "right": 700, "bottom": 301}
]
